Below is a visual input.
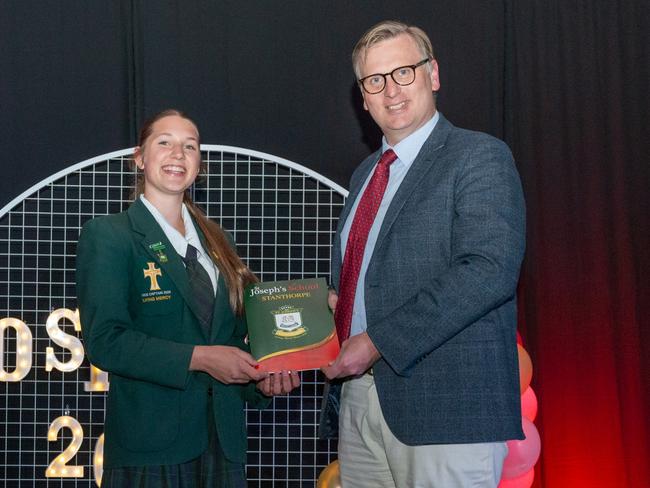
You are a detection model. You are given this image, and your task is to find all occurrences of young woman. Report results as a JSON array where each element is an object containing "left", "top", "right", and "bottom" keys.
[{"left": 76, "top": 109, "right": 298, "bottom": 487}]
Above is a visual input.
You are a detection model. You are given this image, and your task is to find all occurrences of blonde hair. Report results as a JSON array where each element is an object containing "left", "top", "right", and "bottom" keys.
[
  {"left": 133, "top": 109, "right": 257, "bottom": 314},
  {"left": 352, "top": 20, "right": 435, "bottom": 79}
]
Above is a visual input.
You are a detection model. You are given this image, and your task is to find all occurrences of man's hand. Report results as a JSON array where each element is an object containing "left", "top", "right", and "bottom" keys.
[
  {"left": 321, "top": 332, "right": 381, "bottom": 379},
  {"left": 256, "top": 370, "right": 301, "bottom": 396},
  {"left": 328, "top": 289, "right": 338, "bottom": 312},
  {"left": 190, "top": 345, "right": 267, "bottom": 384}
]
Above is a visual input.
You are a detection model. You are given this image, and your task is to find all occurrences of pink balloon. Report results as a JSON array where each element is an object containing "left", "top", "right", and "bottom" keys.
[
  {"left": 498, "top": 468, "right": 535, "bottom": 488},
  {"left": 502, "top": 418, "right": 541, "bottom": 479},
  {"left": 521, "top": 386, "right": 538, "bottom": 421}
]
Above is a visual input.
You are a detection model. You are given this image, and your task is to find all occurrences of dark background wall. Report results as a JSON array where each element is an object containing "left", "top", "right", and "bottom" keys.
[
  {"left": 2, "top": 1, "right": 649, "bottom": 487},
  {"left": 1, "top": 0, "right": 505, "bottom": 207}
]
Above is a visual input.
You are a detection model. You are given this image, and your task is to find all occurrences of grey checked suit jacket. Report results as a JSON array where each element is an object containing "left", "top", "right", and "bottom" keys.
[{"left": 322, "top": 114, "right": 526, "bottom": 445}]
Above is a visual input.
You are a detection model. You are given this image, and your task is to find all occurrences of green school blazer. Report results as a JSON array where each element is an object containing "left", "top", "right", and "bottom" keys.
[{"left": 76, "top": 199, "right": 268, "bottom": 468}]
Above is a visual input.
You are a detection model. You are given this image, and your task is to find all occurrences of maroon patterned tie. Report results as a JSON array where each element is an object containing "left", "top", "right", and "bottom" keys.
[{"left": 335, "top": 149, "right": 397, "bottom": 343}]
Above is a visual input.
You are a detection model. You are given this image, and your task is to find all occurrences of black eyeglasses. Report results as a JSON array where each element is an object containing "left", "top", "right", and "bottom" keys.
[{"left": 358, "top": 58, "right": 431, "bottom": 94}]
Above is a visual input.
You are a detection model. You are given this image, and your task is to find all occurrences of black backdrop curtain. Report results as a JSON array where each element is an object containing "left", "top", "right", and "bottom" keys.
[
  {"left": 1, "top": 0, "right": 506, "bottom": 205},
  {"left": 1, "top": 1, "right": 649, "bottom": 486}
]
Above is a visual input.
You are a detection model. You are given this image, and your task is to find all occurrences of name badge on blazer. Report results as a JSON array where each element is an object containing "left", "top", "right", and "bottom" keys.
[{"left": 148, "top": 241, "right": 169, "bottom": 263}]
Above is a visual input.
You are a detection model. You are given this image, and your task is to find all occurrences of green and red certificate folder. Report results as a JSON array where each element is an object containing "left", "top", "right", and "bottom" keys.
[{"left": 244, "top": 278, "right": 340, "bottom": 372}]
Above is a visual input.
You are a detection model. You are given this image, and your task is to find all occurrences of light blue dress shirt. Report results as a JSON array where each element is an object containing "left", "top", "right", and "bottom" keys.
[{"left": 340, "top": 112, "right": 439, "bottom": 337}]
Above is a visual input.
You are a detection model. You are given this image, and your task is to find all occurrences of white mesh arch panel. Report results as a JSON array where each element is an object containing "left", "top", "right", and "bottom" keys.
[{"left": 0, "top": 145, "right": 348, "bottom": 487}]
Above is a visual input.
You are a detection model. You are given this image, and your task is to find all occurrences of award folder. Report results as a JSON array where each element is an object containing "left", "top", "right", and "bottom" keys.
[{"left": 244, "top": 278, "right": 340, "bottom": 372}]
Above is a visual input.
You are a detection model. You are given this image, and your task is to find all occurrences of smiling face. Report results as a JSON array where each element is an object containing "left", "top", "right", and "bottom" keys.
[
  {"left": 134, "top": 115, "right": 201, "bottom": 204},
  {"left": 359, "top": 34, "right": 440, "bottom": 146}
]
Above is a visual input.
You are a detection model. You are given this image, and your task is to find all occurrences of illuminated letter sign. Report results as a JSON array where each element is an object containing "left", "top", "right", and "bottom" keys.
[
  {"left": 45, "top": 308, "right": 85, "bottom": 373},
  {"left": 0, "top": 317, "right": 33, "bottom": 381}
]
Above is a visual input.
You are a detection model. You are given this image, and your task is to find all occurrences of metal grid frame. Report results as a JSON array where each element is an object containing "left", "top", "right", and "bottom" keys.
[{"left": 1, "top": 146, "right": 347, "bottom": 487}]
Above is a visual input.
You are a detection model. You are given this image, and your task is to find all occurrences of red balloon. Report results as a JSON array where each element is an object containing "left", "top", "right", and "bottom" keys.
[
  {"left": 517, "top": 344, "right": 533, "bottom": 394},
  {"left": 498, "top": 468, "right": 535, "bottom": 488},
  {"left": 516, "top": 330, "right": 523, "bottom": 346},
  {"left": 502, "top": 418, "right": 541, "bottom": 479},
  {"left": 521, "top": 386, "right": 538, "bottom": 421}
]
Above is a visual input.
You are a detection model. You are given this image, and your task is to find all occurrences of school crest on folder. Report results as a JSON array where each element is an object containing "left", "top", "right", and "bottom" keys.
[{"left": 272, "top": 306, "right": 306, "bottom": 338}]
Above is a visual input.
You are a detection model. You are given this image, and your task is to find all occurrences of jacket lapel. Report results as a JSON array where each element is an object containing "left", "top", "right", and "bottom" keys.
[
  {"left": 332, "top": 151, "right": 380, "bottom": 288},
  {"left": 374, "top": 114, "right": 452, "bottom": 248},
  {"left": 210, "top": 274, "right": 232, "bottom": 342},
  {"left": 337, "top": 153, "right": 377, "bottom": 235},
  {"left": 127, "top": 199, "right": 207, "bottom": 337}
]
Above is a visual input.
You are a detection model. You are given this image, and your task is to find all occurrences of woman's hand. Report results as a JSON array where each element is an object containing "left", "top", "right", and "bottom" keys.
[
  {"left": 190, "top": 345, "right": 267, "bottom": 384},
  {"left": 256, "top": 370, "right": 301, "bottom": 396}
]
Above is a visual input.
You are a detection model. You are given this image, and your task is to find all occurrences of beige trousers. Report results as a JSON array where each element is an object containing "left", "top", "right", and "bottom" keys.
[{"left": 338, "top": 373, "right": 508, "bottom": 488}]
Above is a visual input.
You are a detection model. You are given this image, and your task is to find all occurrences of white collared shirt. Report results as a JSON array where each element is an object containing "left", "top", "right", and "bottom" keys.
[{"left": 140, "top": 195, "right": 219, "bottom": 295}]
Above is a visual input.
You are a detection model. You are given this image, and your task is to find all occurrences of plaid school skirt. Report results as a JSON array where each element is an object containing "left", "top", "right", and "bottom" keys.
[{"left": 101, "top": 411, "right": 246, "bottom": 488}]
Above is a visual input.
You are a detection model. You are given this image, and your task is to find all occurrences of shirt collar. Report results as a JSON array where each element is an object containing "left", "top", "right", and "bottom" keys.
[
  {"left": 139, "top": 195, "right": 205, "bottom": 259},
  {"left": 382, "top": 111, "right": 439, "bottom": 167}
]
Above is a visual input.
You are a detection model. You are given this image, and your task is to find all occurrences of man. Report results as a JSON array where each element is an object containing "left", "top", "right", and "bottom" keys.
[{"left": 321, "top": 20, "right": 526, "bottom": 487}]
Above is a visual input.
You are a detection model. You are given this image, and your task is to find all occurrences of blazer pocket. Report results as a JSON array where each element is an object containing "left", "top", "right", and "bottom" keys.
[
  {"left": 138, "top": 296, "right": 181, "bottom": 316},
  {"left": 111, "top": 379, "right": 181, "bottom": 452}
]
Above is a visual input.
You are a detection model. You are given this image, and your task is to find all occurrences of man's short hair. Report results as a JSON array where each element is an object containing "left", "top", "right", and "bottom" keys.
[{"left": 352, "top": 20, "right": 435, "bottom": 79}]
